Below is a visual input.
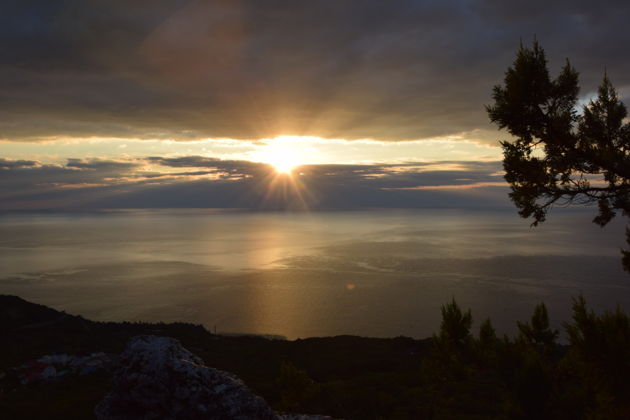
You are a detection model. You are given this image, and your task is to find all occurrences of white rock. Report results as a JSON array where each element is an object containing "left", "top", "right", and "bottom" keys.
[
  {"left": 95, "top": 335, "right": 277, "bottom": 420},
  {"left": 95, "top": 335, "right": 335, "bottom": 420}
]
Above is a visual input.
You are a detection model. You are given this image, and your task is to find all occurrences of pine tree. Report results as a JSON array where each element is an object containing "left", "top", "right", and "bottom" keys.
[{"left": 487, "top": 41, "right": 630, "bottom": 272}]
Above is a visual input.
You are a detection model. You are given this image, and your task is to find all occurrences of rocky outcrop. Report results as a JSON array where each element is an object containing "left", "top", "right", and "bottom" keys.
[{"left": 95, "top": 335, "right": 331, "bottom": 420}]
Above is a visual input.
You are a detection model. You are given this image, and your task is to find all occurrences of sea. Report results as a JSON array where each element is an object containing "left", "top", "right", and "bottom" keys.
[{"left": 1, "top": 208, "right": 628, "bottom": 340}]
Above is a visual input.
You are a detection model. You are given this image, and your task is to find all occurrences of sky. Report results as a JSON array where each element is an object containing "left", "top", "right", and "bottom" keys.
[{"left": 2, "top": 0, "right": 630, "bottom": 210}]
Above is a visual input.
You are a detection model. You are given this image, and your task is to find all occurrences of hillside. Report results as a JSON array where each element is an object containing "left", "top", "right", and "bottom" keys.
[{"left": 0, "top": 295, "right": 424, "bottom": 419}]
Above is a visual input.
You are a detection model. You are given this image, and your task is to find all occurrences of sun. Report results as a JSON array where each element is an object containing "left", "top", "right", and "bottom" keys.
[
  {"left": 252, "top": 136, "right": 308, "bottom": 174},
  {"left": 267, "top": 149, "right": 301, "bottom": 174}
]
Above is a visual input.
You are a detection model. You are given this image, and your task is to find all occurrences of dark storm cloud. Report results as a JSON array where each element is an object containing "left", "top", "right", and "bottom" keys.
[
  {"left": 0, "top": 158, "right": 140, "bottom": 201},
  {"left": 0, "top": 156, "right": 507, "bottom": 210},
  {"left": 3, "top": 0, "right": 628, "bottom": 142},
  {"left": 65, "top": 158, "right": 138, "bottom": 171},
  {"left": 146, "top": 156, "right": 269, "bottom": 176},
  {"left": 146, "top": 156, "right": 221, "bottom": 168},
  {"left": 0, "top": 158, "right": 38, "bottom": 170}
]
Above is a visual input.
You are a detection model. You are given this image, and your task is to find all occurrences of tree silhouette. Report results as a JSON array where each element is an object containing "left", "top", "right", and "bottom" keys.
[
  {"left": 487, "top": 41, "right": 630, "bottom": 272},
  {"left": 436, "top": 298, "right": 473, "bottom": 351},
  {"left": 517, "top": 302, "right": 558, "bottom": 351}
]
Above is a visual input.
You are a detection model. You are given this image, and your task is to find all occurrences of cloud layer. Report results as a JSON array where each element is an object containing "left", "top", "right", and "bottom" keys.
[
  {"left": 2, "top": 0, "right": 630, "bottom": 142},
  {"left": 0, "top": 156, "right": 508, "bottom": 210}
]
